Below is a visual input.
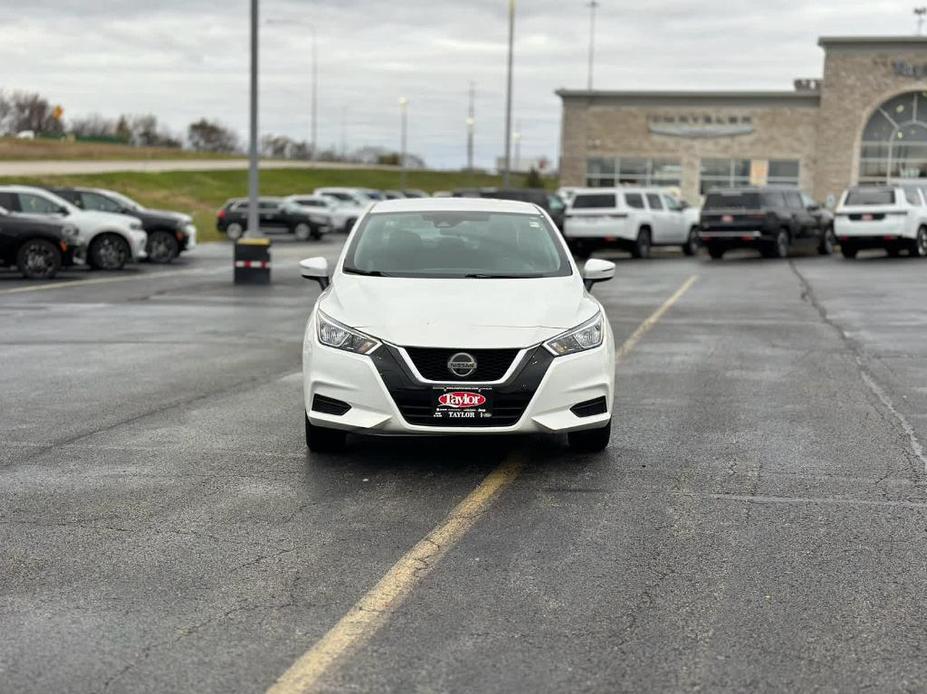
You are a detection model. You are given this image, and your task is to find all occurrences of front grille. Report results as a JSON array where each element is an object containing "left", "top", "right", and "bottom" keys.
[{"left": 404, "top": 347, "right": 519, "bottom": 382}]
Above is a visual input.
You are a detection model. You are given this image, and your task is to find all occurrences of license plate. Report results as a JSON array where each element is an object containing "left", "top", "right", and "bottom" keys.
[
  {"left": 432, "top": 388, "right": 493, "bottom": 421},
  {"left": 862, "top": 213, "right": 874, "bottom": 221},
  {"left": 721, "top": 214, "right": 734, "bottom": 223}
]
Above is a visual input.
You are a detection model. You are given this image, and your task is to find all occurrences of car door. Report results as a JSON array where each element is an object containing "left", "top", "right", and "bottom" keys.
[
  {"left": 786, "top": 191, "right": 814, "bottom": 242},
  {"left": 260, "top": 201, "right": 288, "bottom": 231},
  {"left": 644, "top": 192, "right": 670, "bottom": 244},
  {"left": 661, "top": 194, "right": 688, "bottom": 242}
]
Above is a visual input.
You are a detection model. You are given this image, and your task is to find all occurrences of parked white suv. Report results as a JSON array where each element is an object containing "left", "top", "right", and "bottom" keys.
[
  {"left": 0, "top": 185, "right": 147, "bottom": 270},
  {"left": 313, "top": 188, "right": 375, "bottom": 232},
  {"left": 564, "top": 187, "right": 700, "bottom": 258},
  {"left": 285, "top": 195, "right": 340, "bottom": 234},
  {"left": 834, "top": 184, "right": 927, "bottom": 258}
]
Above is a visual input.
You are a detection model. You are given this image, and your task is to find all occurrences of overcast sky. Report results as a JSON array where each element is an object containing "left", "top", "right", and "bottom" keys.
[{"left": 0, "top": 1, "right": 915, "bottom": 168}]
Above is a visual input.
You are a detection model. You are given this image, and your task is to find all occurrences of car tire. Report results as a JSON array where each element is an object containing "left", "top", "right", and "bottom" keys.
[
  {"left": 305, "top": 414, "right": 347, "bottom": 452},
  {"left": 817, "top": 227, "right": 835, "bottom": 256},
  {"left": 88, "top": 233, "right": 130, "bottom": 271},
  {"left": 226, "top": 222, "right": 244, "bottom": 241},
  {"left": 682, "top": 227, "right": 699, "bottom": 256},
  {"left": 147, "top": 230, "right": 179, "bottom": 264},
  {"left": 770, "top": 229, "right": 790, "bottom": 259},
  {"left": 16, "top": 239, "right": 61, "bottom": 279},
  {"left": 914, "top": 226, "right": 927, "bottom": 257},
  {"left": 568, "top": 419, "right": 612, "bottom": 453},
  {"left": 707, "top": 244, "right": 725, "bottom": 260},
  {"left": 841, "top": 244, "right": 858, "bottom": 259},
  {"left": 631, "top": 228, "right": 651, "bottom": 259},
  {"left": 294, "top": 222, "right": 312, "bottom": 241}
]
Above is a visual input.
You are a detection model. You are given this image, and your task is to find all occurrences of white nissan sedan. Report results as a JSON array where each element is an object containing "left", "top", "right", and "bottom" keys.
[{"left": 299, "top": 197, "right": 616, "bottom": 453}]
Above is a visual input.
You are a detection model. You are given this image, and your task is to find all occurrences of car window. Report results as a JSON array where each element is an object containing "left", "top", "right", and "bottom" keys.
[
  {"left": 18, "top": 193, "right": 62, "bottom": 214},
  {"left": 801, "top": 193, "right": 817, "bottom": 208},
  {"left": 344, "top": 211, "right": 571, "bottom": 279},
  {"left": 571, "top": 193, "right": 616, "bottom": 209},
  {"left": 0, "top": 192, "right": 18, "bottom": 211},
  {"left": 762, "top": 192, "right": 786, "bottom": 208},
  {"left": 259, "top": 201, "right": 280, "bottom": 210},
  {"left": 547, "top": 195, "right": 565, "bottom": 213},
  {"left": 785, "top": 192, "right": 803, "bottom": 210},
  {"left": 844, "top": 189, "right": 896, "bottom": 206},
  {"left": 645, "top": 193, "right": 663, "bottom": 210},
  {"left": 903, "top": 187, "right": 922, "bottom": 206},
  {"left": 662, "top": 194, "right": 682, "bottom": 211},
  {"left": 704, "top": 192, "right": 762, "bottom": 209},
  {"left": 624, "top": 193, "right": 644, "bottom": 209},
  {"left": 296, "top": 199, "right": 323, "bottom": 207},
  {"left": 81, "top": 192, "right": 123, "bottom": 213}
]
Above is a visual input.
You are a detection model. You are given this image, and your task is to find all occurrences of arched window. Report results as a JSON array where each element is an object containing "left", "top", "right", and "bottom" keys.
[{"left": 860, "top": 91, "right": 927, "bottom": 183}]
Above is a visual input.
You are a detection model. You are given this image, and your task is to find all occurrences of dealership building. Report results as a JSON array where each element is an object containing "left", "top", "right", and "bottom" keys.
[{"left": 557, "top": 36, "right": 927, "bottom": 204}]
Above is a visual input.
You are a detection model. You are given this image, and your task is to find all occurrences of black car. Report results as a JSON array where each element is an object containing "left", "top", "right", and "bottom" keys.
[
  {"left": 452, "top": 188, "right": 566, "bottom": 230},
  {"left": 699, "top": 186, "right": 834, "bottom": 259},
  {"left": 216, "top": 197, "right": 327, "bottom": 241},
  {"left": 47, "top": 187, "right": 196, "bottom": 264},
  {"left": 0, "top": 208, "right": 77, "bottom": 279}
]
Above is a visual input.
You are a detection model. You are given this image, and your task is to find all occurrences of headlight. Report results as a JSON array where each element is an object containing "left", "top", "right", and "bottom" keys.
[
  {"left": 317, "top": 312, "right": 381, "bottom": 355},
  {"left": 61, "top": 224, "right": 80, "bottom": 241},
  {"left": 544, "top": 312, "right": 604, "bottom": 356}
]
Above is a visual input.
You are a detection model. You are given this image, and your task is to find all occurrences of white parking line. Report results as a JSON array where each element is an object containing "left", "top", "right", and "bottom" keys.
[{"left": 0, "top": 266, "right": 229, "bottom": 296}]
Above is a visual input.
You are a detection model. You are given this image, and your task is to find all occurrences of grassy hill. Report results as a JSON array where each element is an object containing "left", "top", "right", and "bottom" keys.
[
  {"left": 1, "top": 167, "right": 546, "bottom": 243},
  {"left": 0, "top": 137, "right": 234, "bottom": 161}
]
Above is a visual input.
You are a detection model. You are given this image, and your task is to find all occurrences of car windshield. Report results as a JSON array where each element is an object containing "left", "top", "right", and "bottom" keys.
[
  {"left": 342, "top": 210, "right": 571, "bottom": 279},
  {"left": 105, "top": 191, "right": 142, "bottom": 210},
  {"left": 704, "top": 192, "right": 762, "bottom": 209},
  {"left": 845, "top": 189, "right": 896, "bottom": 206}
]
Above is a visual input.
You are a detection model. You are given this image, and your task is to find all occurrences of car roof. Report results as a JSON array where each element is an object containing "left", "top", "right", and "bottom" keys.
[
  {"left": 708, "top": 186, "right": 800, "bottom": 194},
  {"left": 570, "top": 187, "right": 662, "bottom": 195},
  {"left": 368, "top": 197, "right": 541, "bottom": 215}
]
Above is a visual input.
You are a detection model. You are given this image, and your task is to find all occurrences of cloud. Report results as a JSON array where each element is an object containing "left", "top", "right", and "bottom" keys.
[{"left": 0, "top": 0, "right": 915, "bottom": 168}]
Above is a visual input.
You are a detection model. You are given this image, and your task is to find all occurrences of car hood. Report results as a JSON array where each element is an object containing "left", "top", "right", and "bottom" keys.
[
  {"left": 319, "top": 275, "right": 598, "bottom": 348},
  {"left": 72, "top": 209, "right": 138, "bottom": 228}
]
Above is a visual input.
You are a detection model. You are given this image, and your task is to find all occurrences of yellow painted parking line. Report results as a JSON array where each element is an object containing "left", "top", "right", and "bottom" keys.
[
  {"left": 0, "top": 267, "right": 224, "bottom": 295},
  {"left": 267, "top": 273, "right": 700, "bottom": 694}
]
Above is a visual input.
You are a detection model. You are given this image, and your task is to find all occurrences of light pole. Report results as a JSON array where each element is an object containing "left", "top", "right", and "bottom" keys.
[
  {"left": 587, "top": 1, "right": 599, "bottom": 90},
  {"left": 399, "top": 97, "right": 408, "bottom": 190},
  {"left": 503, "top": 0, "right": 516, "bottom": 186},
  {"left": 513, "top": 128, "right": 521, "bottom": 174},
  {"left": 917, "top": 7, "right": 927, "bottom": 35},
  {"left": 247, "top": 0, "right": 259, "bottom": 237},
  {"left": 466, "top": 81, "right": 475, "bottom": 171}
]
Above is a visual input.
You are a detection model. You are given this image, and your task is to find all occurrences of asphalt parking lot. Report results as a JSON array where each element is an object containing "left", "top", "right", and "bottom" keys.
[{"left": 2, "top": 237, "right": 927, "bottom": 693}]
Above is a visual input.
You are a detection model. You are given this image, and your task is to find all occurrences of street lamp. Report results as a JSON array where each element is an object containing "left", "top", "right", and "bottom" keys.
[
  {"left": 503, "top": 0, "right": 516, "bottom": 186},
  {"left": 513, "top": 129, "right": 522, "bottom": 174},
  {"left": 399, "top": 97, "right": 409, "bottom": 190}
]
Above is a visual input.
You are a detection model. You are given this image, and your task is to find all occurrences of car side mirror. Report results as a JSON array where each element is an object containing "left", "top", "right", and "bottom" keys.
[
  {"left": 299, "top": 256, "right": 330, "bottom": 290},
  {"left": 582, "top": 258, "right": 615, "bottom": 290}
]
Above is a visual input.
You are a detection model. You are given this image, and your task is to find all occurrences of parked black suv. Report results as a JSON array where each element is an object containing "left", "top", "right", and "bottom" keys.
[
  {"left": 452, "top": 188, "right": 566, "bottom": 230},
  {"left": 699, "top": 186, "right": 834, "bottom": 259},
  {"left": 0, "top": 208, "right": 77, "bottom": 279},
  {"left": 47, "top": 187, "right": 196, "bottom": 264},
  {"left": 216, "top": 197, "right": 327, "bottom": 241}
]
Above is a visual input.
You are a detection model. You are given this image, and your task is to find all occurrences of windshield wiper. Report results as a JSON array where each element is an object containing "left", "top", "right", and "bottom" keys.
[
  {"left": 464, "top": 273, "right": 541, "bottom": 279},
  {"left": 343, "top": 267, "right": 392, "bottom": 277}
]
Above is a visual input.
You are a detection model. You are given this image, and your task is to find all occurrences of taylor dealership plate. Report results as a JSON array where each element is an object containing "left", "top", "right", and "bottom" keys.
[{"left": 432, "top": 388, "right": 494, "bottom": 421}]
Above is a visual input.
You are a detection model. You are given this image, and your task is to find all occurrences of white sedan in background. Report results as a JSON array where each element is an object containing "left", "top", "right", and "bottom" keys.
[
  {"left": 299, "top": 197, "right": 616, "bottom": 453},
  {"left": 0, "top": 185, "right": 147, "bottom": 270},
  {"left": 313, "top": 187, "right": 375, "bottom": 232}
]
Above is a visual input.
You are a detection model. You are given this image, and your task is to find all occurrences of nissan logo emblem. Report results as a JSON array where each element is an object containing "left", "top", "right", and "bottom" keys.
[{"left": 447, "top": 352, "right": 477, "bottom": 378}]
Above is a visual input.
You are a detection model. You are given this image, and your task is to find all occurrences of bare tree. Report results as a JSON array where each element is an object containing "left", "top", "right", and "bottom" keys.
[{"left": 188, "top": 118, "right": 239, "bottom": 153}]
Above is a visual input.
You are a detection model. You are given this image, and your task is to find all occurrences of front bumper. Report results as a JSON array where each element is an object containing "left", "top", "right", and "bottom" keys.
[
  {"left": 303, "top": 327, "right": 615, "bottom": 436},
  {"left": 181, "top": 224, "right": 198, "bottom": 250},
  {"left": 128, "top": 230, "right": 148, "bottom": 260}
]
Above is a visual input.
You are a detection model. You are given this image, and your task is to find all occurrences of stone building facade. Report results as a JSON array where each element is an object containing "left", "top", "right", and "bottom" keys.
[{"left": 558, "top": 36, "right": 927, "bottom": 205}]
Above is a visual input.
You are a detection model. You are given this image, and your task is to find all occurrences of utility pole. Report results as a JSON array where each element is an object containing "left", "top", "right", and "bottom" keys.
[
  {"left": 917, "top": 7, "right": 927, "bottom": 35},
  {"left": 513, "top": 123, "right": 522, "bottom": 174},
  {"left": 247, "top": 0, "right": 259, "bottom": 237},
  {"left": 503, "top": 0, "right": 516, "bottom": 186},
  {"left": 311, "top": 26, "right": 318, "bottom": 159},
  {"left": 399, "top": 97, "right": 408, "bottom": 190},
  {"left": 587, "top": 0, "right": 599, "bottom": 90},
  {"left": 466, "top": 82, "right": 475, "bottom": 171}
]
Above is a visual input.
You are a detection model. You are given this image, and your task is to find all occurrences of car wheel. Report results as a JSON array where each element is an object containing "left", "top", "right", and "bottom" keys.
[
  {"left": 682, "top": 227, "right": 700, "bottom": 256},
  {"left": 226, "top": 222, "right": 244, "bottom": 240},
  {"left": 147, "top": 230, "right": 179, "bottom": 264},
  {"left": 818, "top": 227, "right": 835, "bottom": 256},
  {"left": 16, "top": 239, "right": 61, "bottom": 279},
  {"left": 568, "top": 419, "right": 612, "bottom": 453},
  {"left": 89, "top": 233, "right": 130, "bottom": 271},
  {"left": 771, "top": 229, "right": 790, "bottom": 259},
  {"left": 841, "top": 244, "right": 858, "bottom": 259},
  {"left": 305, "top": 414, "right": 346, "bottom": 452},
  {"left": 294, "top": 222, "right": 312, "bottom": 241},
  {"left": 914, "top": 226, "right": 927, "bottom": 258},
  {"left": 631, "top": 228, "right": 651, "bottom": 259},
  {"left": 707, "top": 244, "right": 725, "bottom": 260}
]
